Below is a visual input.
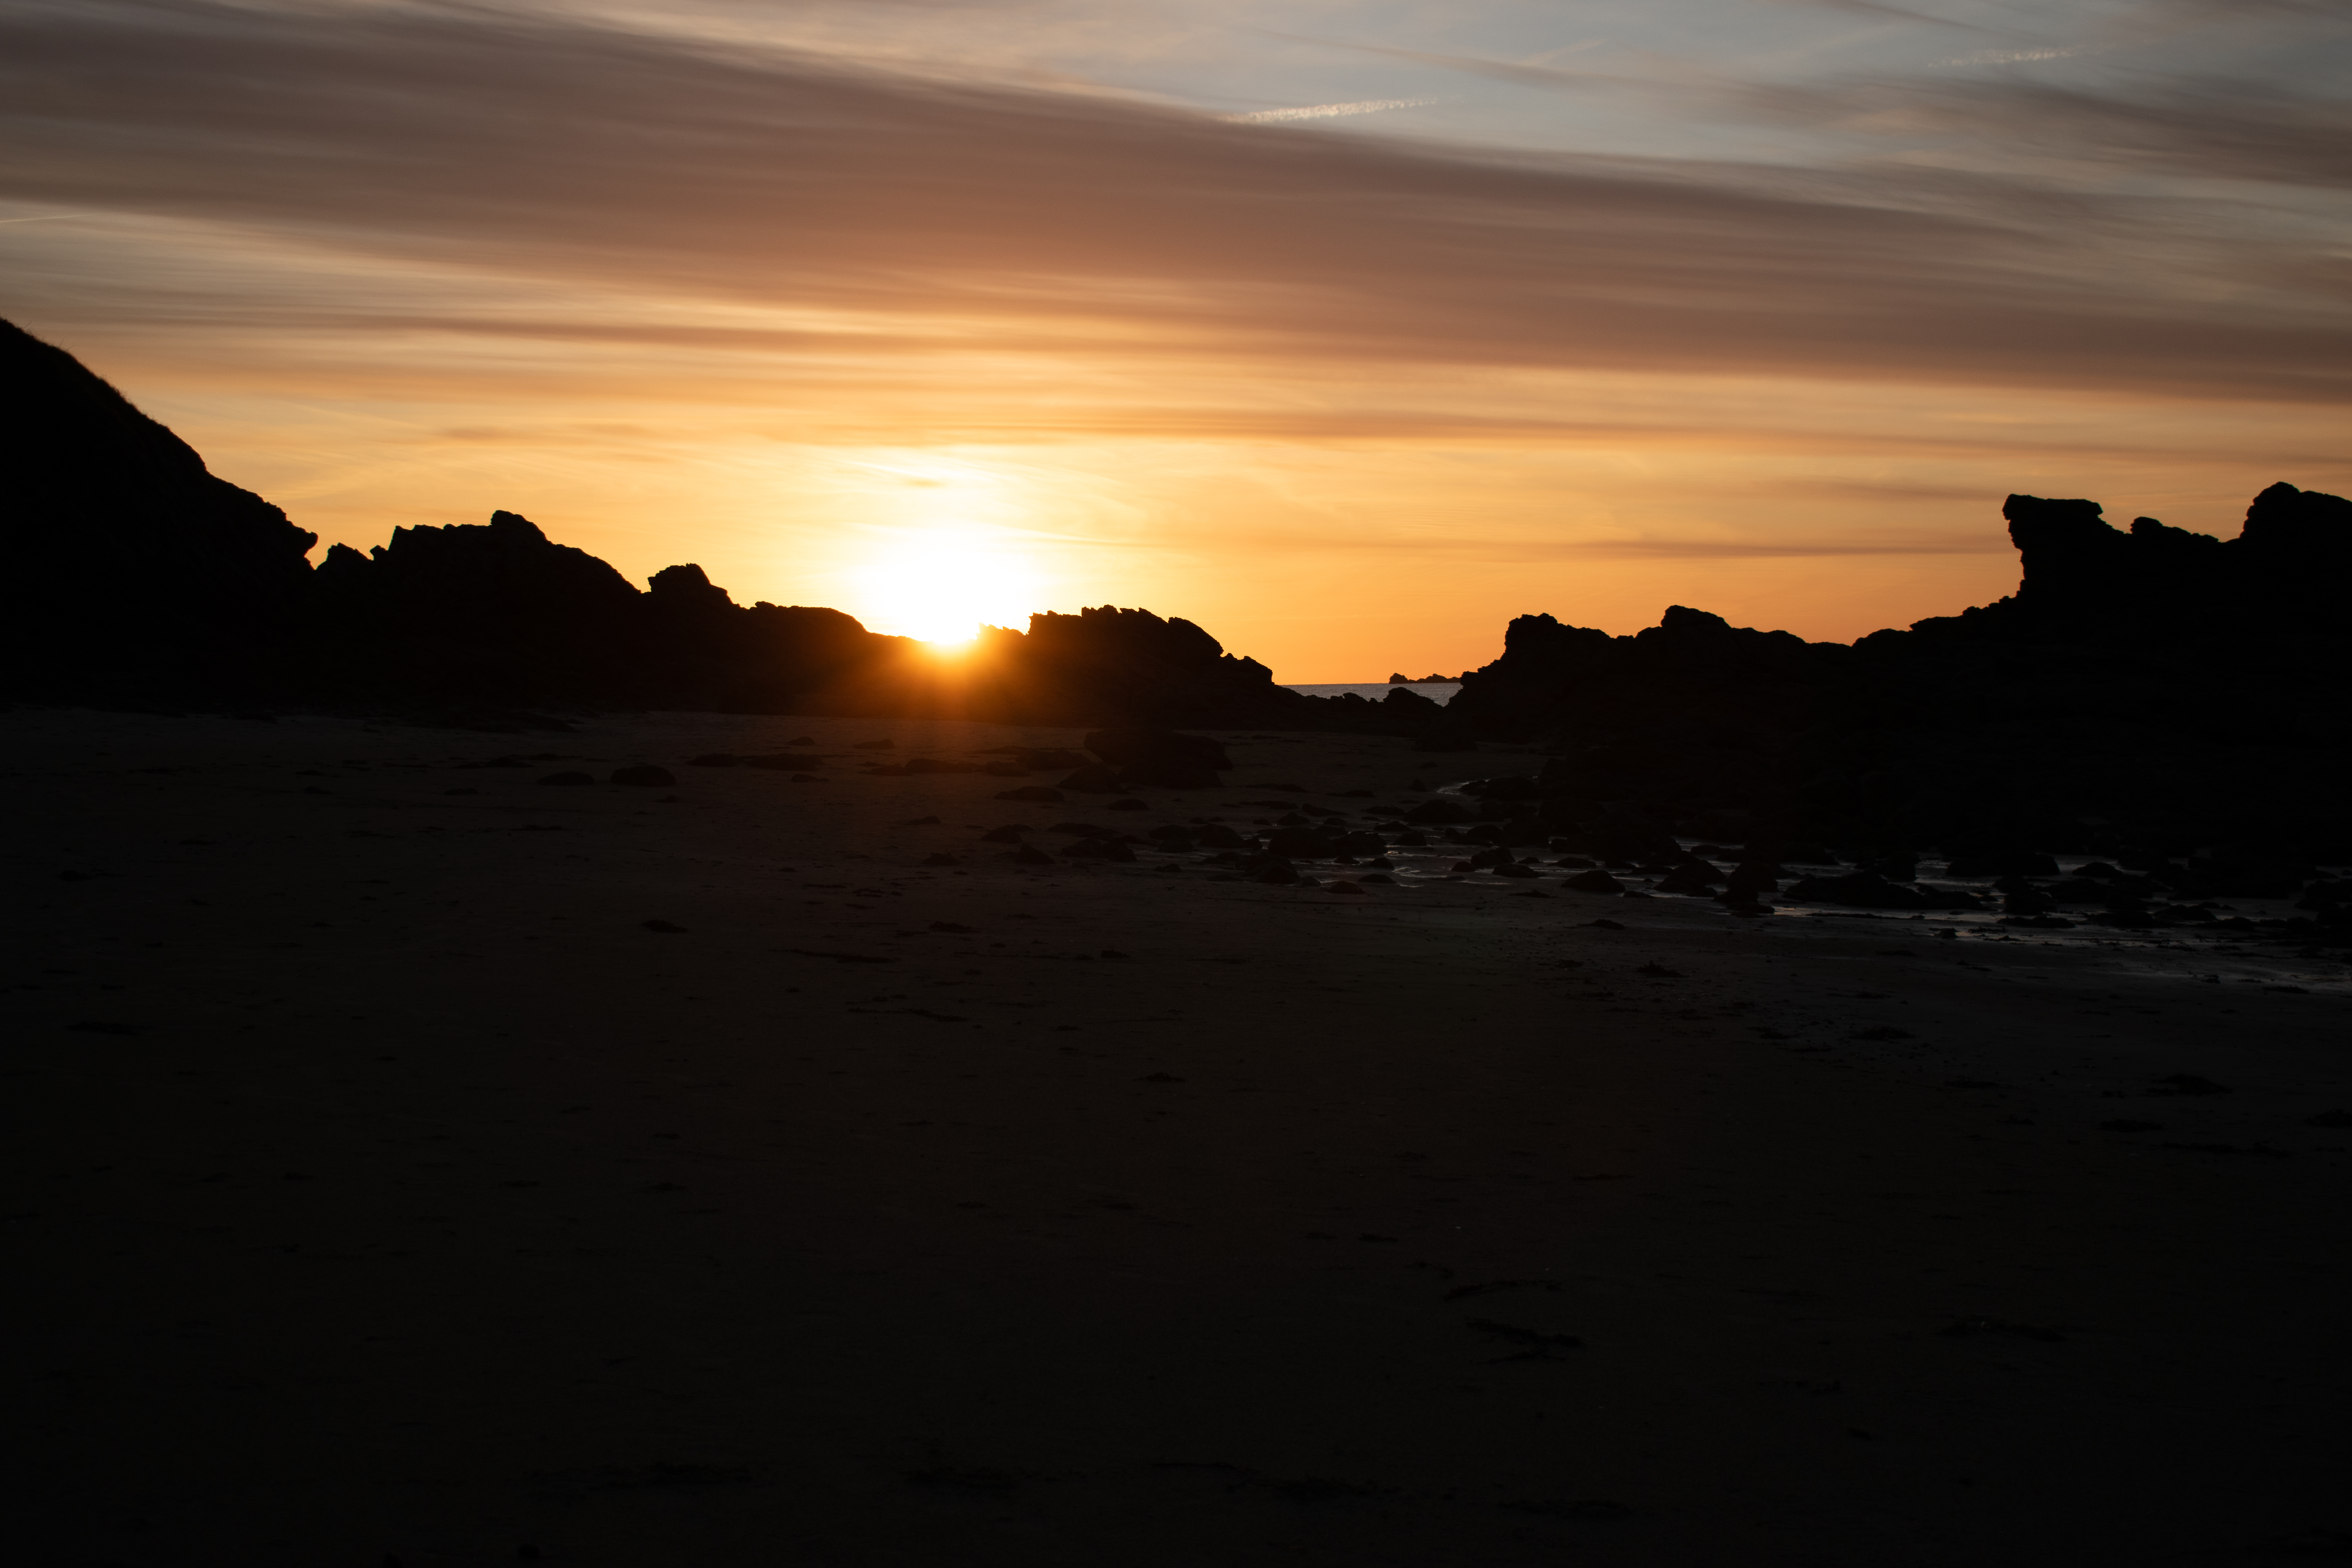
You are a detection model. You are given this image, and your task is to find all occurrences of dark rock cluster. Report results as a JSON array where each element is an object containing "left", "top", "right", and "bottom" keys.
[
  {"left": 0, "top": 319, "right": 1327, "bottom": 727},
  {"left": 1439, "top": 485, "right": 2352, "bottom": 918},
  {"left": 6, "top": 315, "right": 2346, "bottom": 929}
]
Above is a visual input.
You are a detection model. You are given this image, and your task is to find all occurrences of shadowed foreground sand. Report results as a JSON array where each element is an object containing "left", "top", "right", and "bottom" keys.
[{"left": 4, "top": 710, "right": 2348, "bottom": 1566}]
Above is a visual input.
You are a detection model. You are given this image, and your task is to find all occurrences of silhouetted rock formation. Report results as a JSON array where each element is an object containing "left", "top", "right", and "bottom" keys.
[
  {"left": 1082, "top": 728, "right": 1232, "bottom": 788},
  {"left": 0, "top": 319, "right": 1330, "bottom": 725},
  {"left": 958, "top": 607, "right": 1312, "bottom": 726},
  {"left": 2, "top": 319, "right": 316, "bottom": 699},
  {"left": 1445, "top": 485, "right": 2352, "bottom": 874},
  {"left": 11, "top": 316, "right": 2347, "bottom": 890}
]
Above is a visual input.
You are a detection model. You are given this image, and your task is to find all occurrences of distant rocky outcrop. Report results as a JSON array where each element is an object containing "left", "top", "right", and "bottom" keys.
[
  {"left": 308, "top": 515, "right": 916, "bottom": 712},
  {"left": 1445, "top": 485, "right": 2352, "bottom": 867},
  {"left": 954, "top": 606, "right": 1312, "bottom": 727},
  {"left": 305, "top": 512, "right": 1333, "bottom": 722}
]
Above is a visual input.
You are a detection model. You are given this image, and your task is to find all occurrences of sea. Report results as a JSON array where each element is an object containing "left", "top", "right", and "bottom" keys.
[{"left": 1283, "top": 681, "right": 1461, "bottom": 705}]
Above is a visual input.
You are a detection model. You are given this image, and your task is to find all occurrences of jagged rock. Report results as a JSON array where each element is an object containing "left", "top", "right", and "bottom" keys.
[
  {"left": 1946, "top": 849, "right": 2061, "bottom": 878},
  {"left": 12, "top": 316, "right": 2348, "bottom": 857},
  {"left": 1264, "top": 829, "right": 1336, "bottom": 859},
  {"left": 1059, "top": 764, "right": 1123, "bottom": 793},
  {"left": 1655, "top": 864, "right": 1720, "bottom": 896},
  {"left": 1782, "top": 872, "right": 1930, "bottom": 910},
  {"left": 690, "top": 751, "right": 826, "bottom": 770},
  {"left": 1411, "top": 715, "right": 1479, "bottom": 751},
  {"left": 2, "top": 318, "right": 318, "bottom": 697},
  {"left": 1084, "top": 728, "right": 1231, "bottom": 788},
  {"left": 1465, "top": 775, "right": 1544, "bottom": 801}
]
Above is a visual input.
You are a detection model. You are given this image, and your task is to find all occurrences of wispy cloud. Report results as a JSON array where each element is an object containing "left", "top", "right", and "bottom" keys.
[
  {"left": 1225, "top": 96, "right": 1437, "bottom": 124},
  {"left": 1933, "top": 45, "right": 2089, "bottom": 67},
  {"left": 3, "top": 0, "right": 2347, "bottom": 668},
  {"left": 1773, "top": 0, "right": 1985, "bottom": 29},
  {"left": 4, "top": 0, "right": 2345, "bottom": 403}
]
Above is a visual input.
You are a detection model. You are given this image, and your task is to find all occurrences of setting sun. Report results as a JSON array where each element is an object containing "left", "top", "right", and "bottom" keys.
[{"left": 851, "top": 532, "right": 1044, "bottom": 645}]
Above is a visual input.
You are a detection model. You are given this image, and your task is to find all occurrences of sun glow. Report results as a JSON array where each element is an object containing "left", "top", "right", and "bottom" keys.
[{"left": 852, "top": 532, "right": 1044, "bottom": 645}]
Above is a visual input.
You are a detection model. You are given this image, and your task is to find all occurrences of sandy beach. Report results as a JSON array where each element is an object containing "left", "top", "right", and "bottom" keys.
[{"left": 5, "top": 707, "right": 2348, "bottom": 1566}]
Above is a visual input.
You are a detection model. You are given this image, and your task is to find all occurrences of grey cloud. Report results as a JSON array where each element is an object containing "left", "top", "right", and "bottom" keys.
[
  {"left": 1744, "top": 74, "right": 2352, "bottom": 191},
  {"left": 1763, "top": 0, "right": 1990, "bottom": 30},
  {"left": 3, "top": 0, "right": 2348, "bottom": 402}
]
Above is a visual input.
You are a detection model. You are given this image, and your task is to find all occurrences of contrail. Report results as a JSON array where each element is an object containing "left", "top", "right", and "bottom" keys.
[
  {"left": 1935, "top": 45, "right": 2082, "bottom": 66},
  {"left": 1225, "top": 97, "right": 1439, "bottom": 125}
]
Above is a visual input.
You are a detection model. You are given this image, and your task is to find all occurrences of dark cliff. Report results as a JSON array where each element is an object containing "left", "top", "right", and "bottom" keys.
[{"left": 0, "top": 319, "right": 317, "bottom": 697}]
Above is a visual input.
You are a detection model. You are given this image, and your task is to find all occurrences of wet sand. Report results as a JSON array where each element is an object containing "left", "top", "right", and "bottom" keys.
[{"left": 4, "top": 708, "right": 2349, "bottom": 1566}]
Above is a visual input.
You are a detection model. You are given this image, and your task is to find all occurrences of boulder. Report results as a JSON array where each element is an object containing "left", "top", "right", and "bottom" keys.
[
  {"left": 1945, "top": 849, "right": 2061, "bottom": 878},
  {"left": 1059, "top": 765, "right": 1123, "bottom": 794},
  {"left": 1265, "top": 829, "right": 1338, "bottom": 859},
  {"left": 611, "top": 765, "right": 676, "bottom": 787},
  {"left": 1782, "top": 872, "right": 1930, "bottom": 910},
  {"left": 1084, "top": 728, "right": 1231, "bottom": 788}
]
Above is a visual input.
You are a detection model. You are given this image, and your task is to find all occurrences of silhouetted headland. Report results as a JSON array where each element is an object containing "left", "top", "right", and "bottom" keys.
[{"left": 7, "top": 314, "right": 2346, "bottom": 896}]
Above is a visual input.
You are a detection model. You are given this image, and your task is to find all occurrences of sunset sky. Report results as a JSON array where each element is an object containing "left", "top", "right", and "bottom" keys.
[{"left": 4, "top": 0, "right": 2347, "bottom": 676}]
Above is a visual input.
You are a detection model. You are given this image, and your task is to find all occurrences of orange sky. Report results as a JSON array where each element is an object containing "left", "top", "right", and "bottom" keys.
[{"left": 4, "top": 0, "right": 2347, "bottom": 679}]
